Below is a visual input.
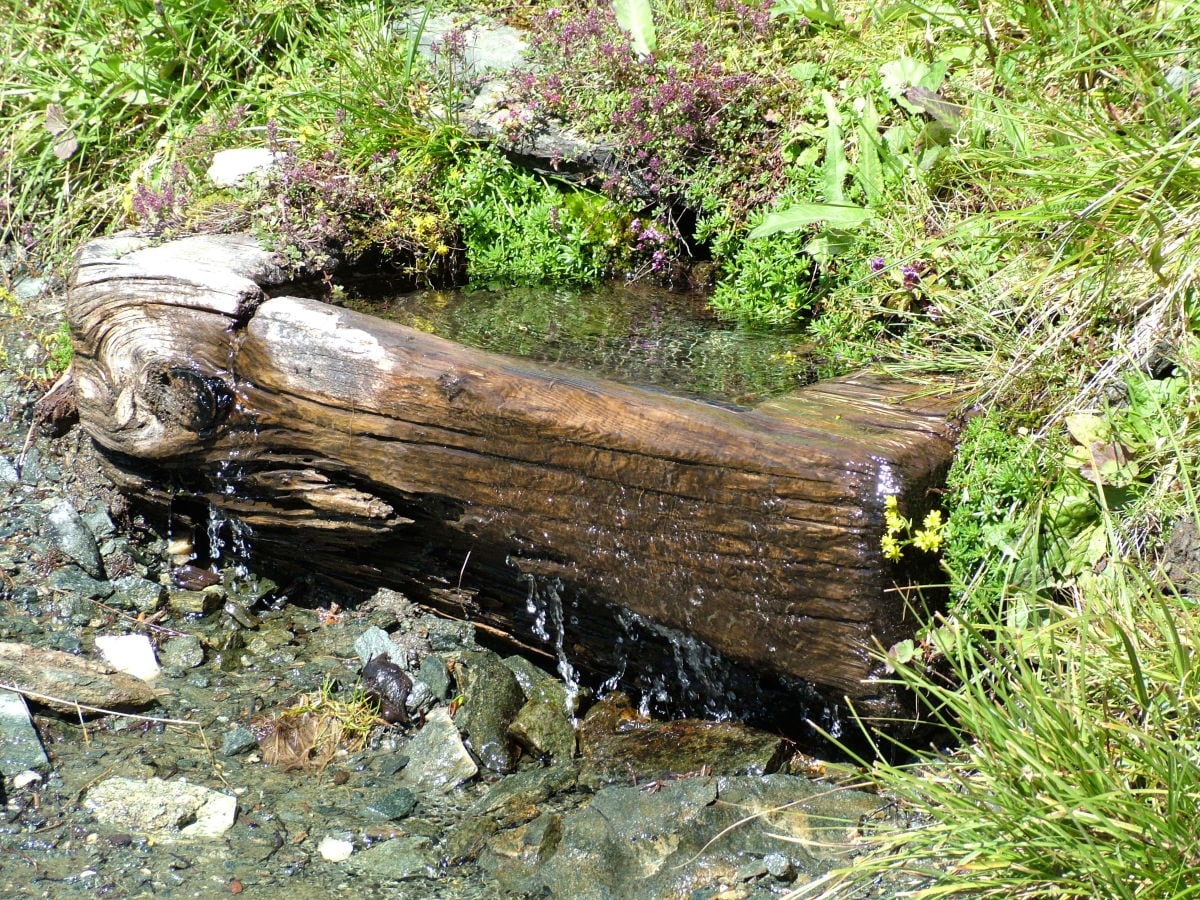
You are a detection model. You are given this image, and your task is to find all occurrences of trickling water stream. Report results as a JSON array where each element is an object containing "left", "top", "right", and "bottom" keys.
[{"left": 520, "top": 572, "right": 581, "bottom": 716}]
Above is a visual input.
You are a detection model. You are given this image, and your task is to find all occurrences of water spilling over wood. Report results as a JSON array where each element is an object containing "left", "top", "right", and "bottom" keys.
[{"left": 67, "top": 233, "right": 960, "bottom": 733}]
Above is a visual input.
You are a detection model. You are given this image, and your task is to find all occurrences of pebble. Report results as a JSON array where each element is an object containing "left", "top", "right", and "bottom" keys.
[
  {"left": 160, "top": 634, "right": 205, "bottom": 669},
  {"left": 220, "top": 727, "right": 257, "bottom": 757},
  {"left": 46, "top": 500, "right": 105, "bottom": 579},
  {"left": 368, "top": 786, "right": 417, "bottom": 821},
  {"left": 764, "top": 851, "right": 796, "bottom": 880},
  {"left": 94, "top": 634, "right": 161, "bottom": 681},
  {"left": 318, "top": 835, "right": 354, "bottom": 862}
]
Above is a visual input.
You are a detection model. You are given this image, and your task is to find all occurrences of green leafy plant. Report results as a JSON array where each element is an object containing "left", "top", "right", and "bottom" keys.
[
  {"left": 439, "top": 148, "right": 632, "bottom": 285},
  {"left": 770, "top": 0, "right": 843, "bottom": 30}
]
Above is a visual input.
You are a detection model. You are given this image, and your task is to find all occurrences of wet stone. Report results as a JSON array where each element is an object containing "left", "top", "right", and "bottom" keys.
[
  {"left": 166, "top": 586, "right": 223, "bottom": 616},
  {"left": 376, "top": 754, "right": 409, "bottom": 777},
  {"left": 345, "top": 835, "right": 438, "bottom": 880},
  {"left": 455, "top": 650, "right": 525, "bottom": 773},
  {"left": 504, "top": 654, "right": 576, "bottom": 713},
  {"left": 47, "top": 565, "right": 113, "bottom": 601},
  {"left": 245, "top": 626, "right": 293, "bottom": 655},
  {"left": 578, "top": 692, "right": 786, "bottom": 788},
  {"left": 478, "top": 811, "right": 563, "bottom": 886},
  {"left": 400, "top": 707, "right": 478, "bottom": 793},
  {"left": 84, "top": 776, "right": 237, "bottom": 840},
  {"left": 45, "top": 500, "right": 105, "bottom": 579},
  {"left": 226, "top": 572, "right": 277, "bottom": 605},
  {"left": 0, "top": 691, "right": 49, "bottom": 775},
  {"left": 764, "top": 850, "right": 797, "bottom": 880},
  {"left": 508, "top": 697, "right": 577, "bottom": 763},
  {"left": 444, "top": 814, "right": 500, "bottom": 864},
  {"left": 367, "top": 785, "right": 417, "bottom": 820},
  {"left": 159, "top": 634, "right": 204, "bottom": 669},
  {"left": 220, "top": 727, "right": 256, "bottom": 757},
  {"left": 109, "top": 575, "right": 165, "bottom": 614},
  {"left": 417, "top": 654, "right": 453, "bottom": 701},
  {"left": 473, "top": 762, "right": 579, "bottom": 828},
  {"left": 486, "top": 773, "right": 878, "bottom": 899}
]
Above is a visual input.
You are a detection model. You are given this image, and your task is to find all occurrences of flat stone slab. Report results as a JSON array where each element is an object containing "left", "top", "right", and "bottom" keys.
[
  {"left": 0, "top": 691, "right": 49, "bottom": 776},
  {"left": 84, "top": 776, "right": 236, "bottom": 840}
]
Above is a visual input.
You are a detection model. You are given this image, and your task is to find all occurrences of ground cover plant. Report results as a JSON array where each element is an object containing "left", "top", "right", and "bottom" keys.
[{"left": 5, "top": 0, "right": 1200, "bottom": 896}]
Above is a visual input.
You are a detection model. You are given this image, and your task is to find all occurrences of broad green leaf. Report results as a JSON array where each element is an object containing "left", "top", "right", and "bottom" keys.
[
  {"left": 614, "top": 0, "right": 657, "bottom": 56},
  {"left": 821, "top": 91, "right": 847, "bottom": 204},
  {"left": 748, "top": 202, "right": 872, "bottom": 238},
  {"left": 880, "top": 57, "right": 931, "bottom": 99},
  {"left": 804, "top": 230, "right": 858, "bottom": 264},
  {"left": 854, "top": 95, "right": 883, "bottom": 206},
  {"left": 1065, "top": 412, "right": 1111, "bottom": 447},
  {"left": 789, "top": 61, "right": 821, "bottom": 82}
]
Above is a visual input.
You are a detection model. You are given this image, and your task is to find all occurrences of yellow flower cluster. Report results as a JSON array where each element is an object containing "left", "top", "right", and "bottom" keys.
[{"left": 881, "top": 496, "right": 946, "bottom": 562}]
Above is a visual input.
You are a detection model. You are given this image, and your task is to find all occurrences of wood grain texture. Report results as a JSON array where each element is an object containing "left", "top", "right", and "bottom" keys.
[{"left": 68, "top": 233, "right": 960, "bottom": 722}]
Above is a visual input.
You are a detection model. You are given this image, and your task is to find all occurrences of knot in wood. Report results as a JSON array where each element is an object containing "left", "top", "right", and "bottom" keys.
[{"left": 142, "top": 365, "right": 233, "bottom": 439}]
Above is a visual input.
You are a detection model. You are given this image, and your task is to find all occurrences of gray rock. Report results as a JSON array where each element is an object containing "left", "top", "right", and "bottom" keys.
[
  {"left": 206, "top": 148, "right": 282, "bottom": 188},
  {"left": 0, "top": 456, "right": 18, "bottom": 484},
  {"left": 110, "top": 575, "right": 165, "bottom": 614},
  {"left": 46, "top": 500, "right": 105, "bottom": 579},
  {"left": 417, "top": 654, "right": 453, "bottom": 701},
  {"left": 508, "top": 697, "right": 577, "bottom": 763},
  {"left": 424, "top": 616, "right": 477, "bottom": 651},
  {"left": 159, "top": 634, "right": 204, "bottom": 669},
  {"left": 0, "top": 691, "right": 49, "bottom": 775},
  {"left": 473, "top": 763, "right": 578, "bottom": 828},
  {"left": 84, "top": 776, "right": 237, "bottom": 839},
  {"left": 367, "top": 786, "right": 417, "bottom": 820},
  {"left": 18, "top": 446, "right": 40, "bottom": 482},
  {"left": 80, "top": 508, "right": 115, "bottom": 540},
  {"left": 404, "top": 677, "right": 434, "bottom": 718},
  {"left": 12, "top": 275, "right": 49, "bottom": 300},
  {"left": 47, "top": 566, "right": 113, "bottom": 600},
  {"left": 454, "top": 650, "right": 525, "bottom": 773},
  {"left": 345, "top": 835, "right": 438, "bottom": 880},
  {"left": 354, "top": 625, "right": 403, "bottom": 667},
  {"left": 220, "top": 727, "right": 256, "bottom": 757},
  {"left": 400, "top": 707, "right": 477, "bottom": 793},
  {"left": 404, "top": 12, "right": 529, "bottom": 77}
]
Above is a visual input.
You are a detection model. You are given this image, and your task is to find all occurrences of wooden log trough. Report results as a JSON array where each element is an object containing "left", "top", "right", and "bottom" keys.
[{"left": 67, "top": 233, "right": 960, "bottom": 733}]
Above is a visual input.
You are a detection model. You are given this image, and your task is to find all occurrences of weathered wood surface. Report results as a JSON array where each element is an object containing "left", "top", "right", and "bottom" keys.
[{"left": 68, "top": 233, "right": 959, "bottom": 723}]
